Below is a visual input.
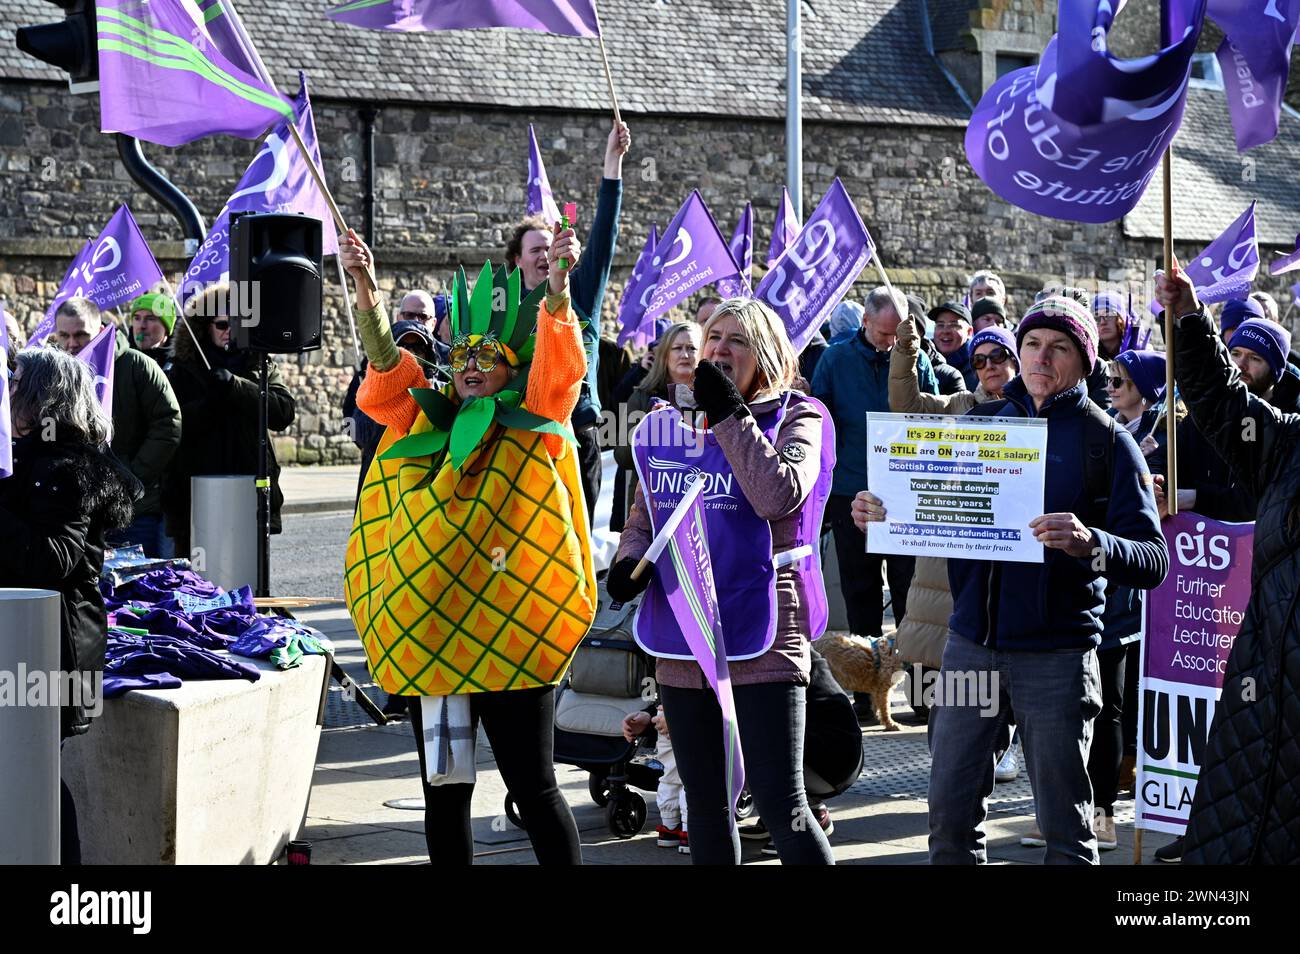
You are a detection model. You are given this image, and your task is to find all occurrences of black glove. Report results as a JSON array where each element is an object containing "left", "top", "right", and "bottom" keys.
[
  {"left": 211, "top": 367, "right": 235, "bottom": 387},
  {"left": 692, "top": 360, "right": 748, "bottom": 424},
  {"left": 606, "top": 556, "right": 652, "bottom": 604}
]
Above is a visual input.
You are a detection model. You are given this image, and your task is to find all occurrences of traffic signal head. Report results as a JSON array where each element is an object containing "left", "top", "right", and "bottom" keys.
[{"left": 15, "top": 1, "right": 98, "bottom": 86}]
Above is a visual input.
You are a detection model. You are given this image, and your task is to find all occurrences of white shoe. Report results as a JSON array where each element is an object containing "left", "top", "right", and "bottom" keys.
[{"left": 995, "top": 742, "right": 1020, "bottom": 783}]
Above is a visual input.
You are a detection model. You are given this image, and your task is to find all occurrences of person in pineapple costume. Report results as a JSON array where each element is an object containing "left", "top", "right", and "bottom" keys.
[{"left": 340, "top": 224, "right": 595, "bottom": 865}]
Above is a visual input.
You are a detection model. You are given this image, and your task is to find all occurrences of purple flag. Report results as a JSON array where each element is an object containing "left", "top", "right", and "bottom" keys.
[
  {"left": 616, "top": 225, "right": 661, "bottom": 347},
  {"left": 326, "top": 0, "right": 599, "bottom": 35},
  {"left": 96, "top": 0, "right": 293, "bottom": 148},
  {"left": 182, "top": 74, "right": 340, "bottom": 301},
  {"left": 0, "top": 304, "right": 11, "bottom": 479},
  {"left": 1291, "top": 281, "right": 1300, "bottom": 306},
  {"left": 654, "top": 483, "right": 745, "bottom": 824},
  {"left": 1209, "top": 0, "right": 1300, "bottom": 151},
  {"left": 1269, "top": 233, "right": 1300, "bottom": 276},
  {"left": 76, "top": 323, "right": 117, "bottom": 416},
  {"left": 754, "top": 179, "right": 874, "bottom": 353},
  {"left": 966, "top": 0, "right": 1206, "bottom": 224},
  {"left": 30, "top": 206, "right": 166, "bottom": 348},
  {"left": 640, "top": 191, "right": 740, "bottom": 325},
  {"left": 766, "top": 187, "right": 801, "bottom": 268},
  {"left": 527, "top": 125, "right": 562, "bottom": 224},
  {"left": 716, "top": 203, "right": 754, "bottom": 299},
  {"left": 1185, "top": 201, "right": 1259, "bottom": 302}
]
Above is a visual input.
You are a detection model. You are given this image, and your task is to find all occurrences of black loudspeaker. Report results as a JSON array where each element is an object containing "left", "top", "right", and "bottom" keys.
[{"left": 230, "top": 212, "right": 324, "bottom": 353}]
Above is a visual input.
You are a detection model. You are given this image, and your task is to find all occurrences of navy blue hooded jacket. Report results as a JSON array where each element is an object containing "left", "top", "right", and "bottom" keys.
[{"left": 947, "top": 375, "right": 1169, "bottom": 652}]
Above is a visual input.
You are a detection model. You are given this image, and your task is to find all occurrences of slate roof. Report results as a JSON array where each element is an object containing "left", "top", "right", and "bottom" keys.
[
  {"left": 1123, "top": 87, "right": 1300, "bottom": 246},
  {"left": 2, "top": 0, "right": 970, "bottom": 126}
]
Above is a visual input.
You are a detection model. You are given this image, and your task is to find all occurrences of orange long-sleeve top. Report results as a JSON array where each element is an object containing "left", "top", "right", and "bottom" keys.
[{"left": 356, "top": 293, "right": 587, "bottom": 459}]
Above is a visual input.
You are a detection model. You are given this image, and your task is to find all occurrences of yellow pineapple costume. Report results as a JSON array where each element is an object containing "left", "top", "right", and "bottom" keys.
[{"left": 344, "top": 264, "right": 597, "bottom": 695}]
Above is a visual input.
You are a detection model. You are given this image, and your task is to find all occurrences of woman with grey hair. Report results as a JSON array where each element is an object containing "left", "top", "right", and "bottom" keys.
[{"left": 0, "top": 347, "right": 139, "bottom": 863}]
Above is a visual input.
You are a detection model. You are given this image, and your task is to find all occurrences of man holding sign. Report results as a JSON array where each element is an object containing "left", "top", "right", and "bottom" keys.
[{"left": 856, "top": 295, "right": 1169, "bottom": 864}]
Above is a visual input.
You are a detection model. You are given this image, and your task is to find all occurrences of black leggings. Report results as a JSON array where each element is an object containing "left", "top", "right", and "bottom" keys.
[
  {"left": 1087, "top": 644, "right": 1129, "bottom": 815},
  {"left": 661, "top": 681, "right": 834, "bottom": 865},
  {"left": 407, "top": 686, "right": 581, "bottom": 865}
]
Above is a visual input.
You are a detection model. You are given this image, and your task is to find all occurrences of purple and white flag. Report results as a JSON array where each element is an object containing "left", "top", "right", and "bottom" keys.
[
  {"left": 182, "top": 73, "right": 340, "bottom": 301},
  {"left": 96, "top": 0, "right": 293, "bottom": 148},
  {"left": 754, "top": 179, "right": 874, "bottom": 353},
  {"left": 652, "top": 483, "right": 745, "bottom": 824},
  {"left": 716, "top": 203, "right": 754, "bottom": 299},
  {"left": 326, "top": 0, "right": 599, "bottom": 35},
  {"left": 766, "top": 187, "right": 801, "bottom": 268},
  {"left": 0, "top": 304, "right": 11, "bottom": 479},
  {"left": 1153, "top": 202, "right": 1258, "bottom": 313},
  {"left": 527, "top": 125, "right": 562, "bottom": 224},
  {"left": 640, "top": 191, "right": 740, "bottom": 325},
  {"left": 30, "top": 206, "right": 166, "bottom": 348},
  {"left": 616, "top": 225, "right": 661, "bottom": 347},
  {"left": 1269, "top": 233, "right": 1300, "bottom": 276},
  {"left": 75, "top": 323, "right": 117, "bottom": 416},
  {"left": 1209, "top": 0, "right": 1300, "bottom": 151},
  {"left": 966, "top": 0, "right": 1206, "bottom": 224}
]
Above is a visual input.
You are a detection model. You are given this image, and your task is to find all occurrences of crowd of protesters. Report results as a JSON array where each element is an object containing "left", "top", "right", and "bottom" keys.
[{"left": 10, "top": 115, "right": 1299, "bottom": 869}]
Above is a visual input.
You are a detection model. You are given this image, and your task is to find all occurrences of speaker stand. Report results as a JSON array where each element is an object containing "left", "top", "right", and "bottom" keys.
[{"left": 256, "top": 352, "right": 272, "bottom": 599}]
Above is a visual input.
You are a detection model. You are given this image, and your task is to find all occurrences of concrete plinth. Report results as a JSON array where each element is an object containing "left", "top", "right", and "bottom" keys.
[{"left": 61, "top": 653, "right": 328, "bottom": 864}]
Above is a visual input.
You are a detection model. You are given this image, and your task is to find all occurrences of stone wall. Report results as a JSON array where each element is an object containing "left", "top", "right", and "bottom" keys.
[{"left": 2, "top": 82, "right": 1296, "bottom": 462}]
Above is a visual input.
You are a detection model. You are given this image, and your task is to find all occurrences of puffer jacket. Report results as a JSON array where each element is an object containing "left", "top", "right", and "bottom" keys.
[
  {"left": 1174, "top": 309, "right": 1300, "bottom": 865},
  {"left": 0, "top": 430, "right": 139, "bottom": 737},
  {"left": 887, "top": 315, "right": 1002, "bottom": 668}
]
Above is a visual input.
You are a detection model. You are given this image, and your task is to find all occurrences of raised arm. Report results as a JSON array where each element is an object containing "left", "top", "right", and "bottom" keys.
[
  {"left": 1156, "top": 265, "right": 1293, "bottom": 499},
  {"left": 890, "top": 316, "right": 968, "bottom": 414}
]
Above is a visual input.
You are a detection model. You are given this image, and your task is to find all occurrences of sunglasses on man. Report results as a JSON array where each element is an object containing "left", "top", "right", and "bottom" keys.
[{"left": 970, "top": 347, "right": 1013, "bottom": 370}]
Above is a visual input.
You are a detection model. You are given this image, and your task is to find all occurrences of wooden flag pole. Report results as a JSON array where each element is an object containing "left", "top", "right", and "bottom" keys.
[
  {"left": 285, "top": 120, "right": 379, "bottom": 293},
  {"left": 1162, "top": 147, "right": 1178, "bottom": 517},
  {"left": 1134, "top": 827, "right": 1144, "bottom": 865},
  {"left": 871, "top": 247, "right": 899, "bottom": 304},
  {"left": 592, "top": 1, "right": 623, "bottom": 124}
]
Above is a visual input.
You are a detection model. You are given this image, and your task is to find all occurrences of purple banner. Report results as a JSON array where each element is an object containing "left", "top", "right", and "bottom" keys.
[
  {"left": 753, "top": 178, "right": 873, "bottom": 353},
  {"left": 615, "top": 224, "right": 659, "bottom": 347},
  {"left": 766, "top": 187, "right": 801, "bottom": 268},
  {"left": 965, "top": 1, "right": 1205, "bottom": 224},
  {"left": 0, "top": 304, "right": 11, "bottom": 479},
  {"left": 75, "top": 323, "right": 117, "bottom": 416},
  {"left": 97, "top": 0, "right": 293, "bottom": 148},
  {"left": 527, "top": 124, "right": 562, "bottom": 224},
  {"left": 1144, "top": 512, "right": 1253, "bottom": 689},
  {"left": 716, "top": 203, "right": 754, "bottom": 299},
  {"left": 30, "top": 206, "right": 165, "bottom": 348},
  {"left": 659, "top": 489, "right": 746, "bottom": 824},
  {"left": 1269, "top": 233, "right": 1300, "bottom": 275},
  {"left": 182, "top": 74, "right": 339, "bottom": 301},
  {"left": 326, "top": 0, "right": 599, "bottom": 36},
  {"left": 1209, "top": 0, "right": 1300, "bottom": 151},
  {"left": 641, "top": 191, "right": 740, "bottom": 324},
  {"left": 1137, "top": 510, "right": 1253, "bottom": 834}
]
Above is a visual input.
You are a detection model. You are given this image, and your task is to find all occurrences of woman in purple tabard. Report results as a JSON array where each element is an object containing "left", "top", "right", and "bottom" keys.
[{"left": 606, "top": 298, "right": 837, "bottom": 865}]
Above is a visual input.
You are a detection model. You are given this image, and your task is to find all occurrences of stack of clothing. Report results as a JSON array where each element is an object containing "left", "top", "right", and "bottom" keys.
[{"left": 99, "top": 549, "right": 333, "bottom": 699}]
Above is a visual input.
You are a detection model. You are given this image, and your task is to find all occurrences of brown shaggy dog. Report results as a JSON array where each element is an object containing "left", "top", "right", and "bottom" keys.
[{"left": 815, "top": 634, "right": 905, "bottom": 731}]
